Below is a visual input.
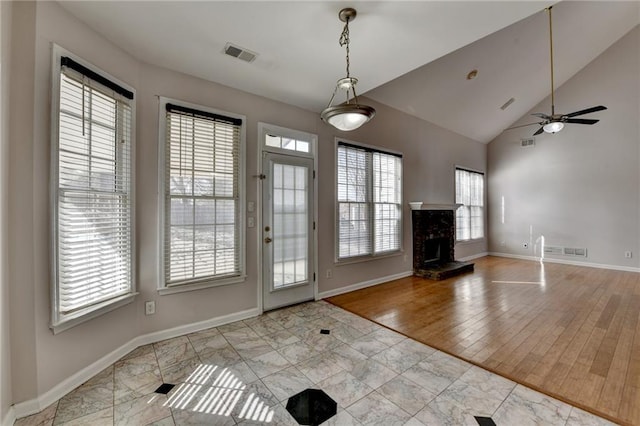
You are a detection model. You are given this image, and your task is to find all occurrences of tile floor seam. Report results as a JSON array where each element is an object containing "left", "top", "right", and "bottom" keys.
[{"left": 16, "top": 300, "right": 617, "bottom": 426}]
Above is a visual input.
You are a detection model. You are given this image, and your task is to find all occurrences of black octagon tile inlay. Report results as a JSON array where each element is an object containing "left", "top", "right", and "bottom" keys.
[
  {"left": 474, "top": 416, "right": 497, "bottom": 426},
  {"left": 286, "top": 388, "right": 337, "bottom": 425},
  {"left": 320, "top": 329, "right": 330, "bottom": 335},
  {"left": 154, "top": 383, "right": 175, "bottom": 394}
]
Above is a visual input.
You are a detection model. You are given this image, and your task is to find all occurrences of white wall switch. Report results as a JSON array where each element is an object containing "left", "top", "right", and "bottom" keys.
[
  {"left": 247, "top": 217, "right": 255, "bottom": 228},
  {"left": 247, "top": 201, "right": 255, "bottom": 212}
]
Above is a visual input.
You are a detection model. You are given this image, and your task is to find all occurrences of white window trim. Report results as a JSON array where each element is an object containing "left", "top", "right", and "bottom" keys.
[
  {"left": 157, "top": 97, "right": 246, "bottom": 295},
  {"left": 258, "top": 122, "right": 315, "bottom": 159},
  {"left": 49, "top": 44, "right": 137, "bottom": 333},
  {"left": 334, "top": 137, "right": 404, "bottom": 264},
  {"left": 454, "top": 165, "right": 486, "bottom": 243}
]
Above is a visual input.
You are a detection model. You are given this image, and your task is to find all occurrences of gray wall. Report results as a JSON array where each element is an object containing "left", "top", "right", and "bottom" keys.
[
  {"left": 319, "top": 97, "right": 487, "bottom": 297},
  {"left": 8, "top": 0, "right": 487, "bottom": 406},
  {"left": 488, "top": 25, "right": 640, "bottom": 269},
  {"left": 1, "top": 1, "right": 13, "bottom": 424}
]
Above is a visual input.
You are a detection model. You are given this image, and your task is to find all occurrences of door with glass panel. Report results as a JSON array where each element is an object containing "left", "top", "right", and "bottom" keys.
[{"left": 262, "top": 153, "right": 314, "bottom": 311}]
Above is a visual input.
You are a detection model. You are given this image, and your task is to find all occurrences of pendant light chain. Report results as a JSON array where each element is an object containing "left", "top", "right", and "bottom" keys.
[
  {"left": 339, "top": 18, "right": 360, "bottom": 104},
  {"left": 340, "top": 20, "right": 351, "bottom": 78}
]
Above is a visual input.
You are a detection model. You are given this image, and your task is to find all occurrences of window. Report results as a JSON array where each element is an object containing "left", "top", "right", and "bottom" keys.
[
  {"left": 51, "top": 48, "right": 135, "bottom": 332},
  {"left": 264, "top": 134, "right": 310, "bottom": 154},
  {"left": 159, "top": 99, "right": 245, "bottom": 292},
  {"left": 337, "top": 141, "right": 402, "bottom": 260},
  {"left": 455, "top": 168, "right": 484, "bottom": 241}
]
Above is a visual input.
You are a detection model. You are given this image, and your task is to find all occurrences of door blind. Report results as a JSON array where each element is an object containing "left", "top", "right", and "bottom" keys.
[
  {"left": 164, "top": 104, "right": 242, "bottom": 285},
  {"left": 56, "top": 64, "right": 133, "bottom": 315}
]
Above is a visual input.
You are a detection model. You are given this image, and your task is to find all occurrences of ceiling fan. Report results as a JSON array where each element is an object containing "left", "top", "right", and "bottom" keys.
[{"left": 506, "top": 6, "right": 606, "bottom": 136}]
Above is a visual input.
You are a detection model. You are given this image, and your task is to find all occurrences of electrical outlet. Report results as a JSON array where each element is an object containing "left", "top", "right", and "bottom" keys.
[
  {"left": 500, "top": 241, "right": 506, "bottom": 247},
  {"left": 326, "top": 269, "right": 332, "bottom": 279},
  {"left": 145, "top": 301, "right": 156, "bottom": 315},
  {"left": 247, "top": 217, "right": 255, "bottom": 228},
  {"left": 403, "top": 254, "right": 408, "bottom": 262},
  {"left": 522, "top": 242, "right": 528, "bottom": 249},
  {"left": 625, "top": 251, "right": 633, "bottom": 259}
]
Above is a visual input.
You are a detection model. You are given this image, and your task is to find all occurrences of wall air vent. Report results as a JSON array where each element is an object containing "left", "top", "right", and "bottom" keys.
[
  {"left": 521, "top": 138, "right": 535, "bottom": 148},
  {"left": 544, "top": 246, "right": 563, "bottom": 255},
  {"left": 564, "top": 247, "right": 587, "bottom": 257},
  {"left": 544, "top": 245, "right": 587, "bottom": 257},
  {"left": 223, "top": 43, "right": 258, "bottom": 63}
]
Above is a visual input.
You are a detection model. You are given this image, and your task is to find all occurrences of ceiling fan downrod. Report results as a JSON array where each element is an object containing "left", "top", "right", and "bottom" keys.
[{"left": 547, "top": 6, "right": 556, "bottom": 117}]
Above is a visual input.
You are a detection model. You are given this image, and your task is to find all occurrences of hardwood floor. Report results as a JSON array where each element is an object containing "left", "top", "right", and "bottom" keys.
[{"left": 327, "top": 256, "right": 640, "bottom": 425}]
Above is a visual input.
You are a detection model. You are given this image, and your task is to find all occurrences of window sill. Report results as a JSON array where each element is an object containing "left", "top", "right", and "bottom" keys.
[
  {"left": 456, "top": 238, "right": 485, "bottom": 246},
  {"left": 335, "top": 250, "right": 404, "bottom": 266},
  {"left": 159, "top": 275, "right": 247, "bottom": 295},
  {"left": 51, "top": 293, "right": 137, "bottom": 335}
]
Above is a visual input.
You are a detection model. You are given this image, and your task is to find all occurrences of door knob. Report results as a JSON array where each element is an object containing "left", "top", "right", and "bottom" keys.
[{"left": 264, "top": 237, "right": 272, "bottom": 243}]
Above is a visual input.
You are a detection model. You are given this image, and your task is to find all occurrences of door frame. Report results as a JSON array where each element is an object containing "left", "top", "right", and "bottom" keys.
[{"left": 256, "top": 123, "right": 318, "bottom": 314}]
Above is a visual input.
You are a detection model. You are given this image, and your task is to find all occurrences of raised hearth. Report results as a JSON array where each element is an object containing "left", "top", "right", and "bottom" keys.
[{"left": 412, "top": 207, "right": 474, "bottom": 280}]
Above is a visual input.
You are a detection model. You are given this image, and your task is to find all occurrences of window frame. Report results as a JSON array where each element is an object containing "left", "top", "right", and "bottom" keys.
[
  {"left": 50, "top": 44, "right": 137, "bottom": 334},
  {"left": 454, "top": 166, "right": 485, "bottom": 243},
  {"left": 157, "top": 97, "right": 246, "bottom": 295},
  {"left": 334, "top": 138, "right": 403, "bottom": 263}
]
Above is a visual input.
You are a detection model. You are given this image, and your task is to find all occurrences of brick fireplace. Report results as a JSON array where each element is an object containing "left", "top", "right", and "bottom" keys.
[{"left": 412, "top": 206, "right": 474, "bottom": 280}]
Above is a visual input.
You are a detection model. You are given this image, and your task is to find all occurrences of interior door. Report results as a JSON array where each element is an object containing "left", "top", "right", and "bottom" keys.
[{"left": 262, "top": 152, "right": 314, "bottom": 311}]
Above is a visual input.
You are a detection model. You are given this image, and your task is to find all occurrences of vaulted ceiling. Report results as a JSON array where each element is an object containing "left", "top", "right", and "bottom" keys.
[{"left": 59, "top": 1, "right": 639, "bottom": 143}]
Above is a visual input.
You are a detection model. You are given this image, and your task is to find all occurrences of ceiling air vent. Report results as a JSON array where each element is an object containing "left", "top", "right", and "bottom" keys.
[
  {"left": 500, "top": 97, "right": 515, "bottom": 110},
  {"left": 223, "top": 43, "right": 258, "bottom": 63}
]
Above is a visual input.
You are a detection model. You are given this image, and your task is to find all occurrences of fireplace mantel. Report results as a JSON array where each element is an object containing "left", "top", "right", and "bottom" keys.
[{"left": 408, "top": 202, "right": 462, "bottom": 211}]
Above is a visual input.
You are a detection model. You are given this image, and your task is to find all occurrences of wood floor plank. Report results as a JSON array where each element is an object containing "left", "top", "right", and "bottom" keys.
[{"left": 327, "top": 256, "right": 640, "bottom": 425}]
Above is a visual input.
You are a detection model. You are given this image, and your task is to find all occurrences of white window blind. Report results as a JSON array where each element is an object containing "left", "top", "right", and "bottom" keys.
[
  {"left": 337, "top": 142, "right": 402, "bottom": 259},
  {"left": 455, "top": 168, "right": 484, "bottom": 241},
  {"left": 164, "top": 103, "right": 242, "bottom": 286},
  {"left": 54, "top": 56, "right": 134, "bottom": 322}
]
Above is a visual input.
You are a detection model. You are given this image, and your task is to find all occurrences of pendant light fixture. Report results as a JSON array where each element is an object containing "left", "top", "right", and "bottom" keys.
[{"left": 321, "top": 8, "right": 376, "bottom": 132}]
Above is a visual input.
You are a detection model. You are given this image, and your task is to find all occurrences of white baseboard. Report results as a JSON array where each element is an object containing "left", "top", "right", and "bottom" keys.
[
  {"left": 489, "top": 251, "right": 640, "bottom": 273},
  {"left": 317, "top": 270, "right": 413, "bottom": 299},
  {"left": 12, "top": 307, "right": 260, "bottom": 420},
  {"left": 488, "top": 252, "right": 540, "bottom": 262},
  {"left": 2, "top": 407, "right": 15, "bottom": 426},
  {"left": 458, "top": 252, "right": 488, "bottom": 262},
  {"left": 541, "top": 256, "right": 640, "bottom": 273}
]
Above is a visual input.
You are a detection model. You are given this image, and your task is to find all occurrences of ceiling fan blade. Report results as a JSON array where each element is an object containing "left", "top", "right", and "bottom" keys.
[
  {"left": 531, "top": 112, "right": 551, "bottom": 119},
  {"left": 565, "top": 105, "right": 607, "bottom": 117},
  {"left": 533, "top": 126, "right": 545, "bottom": 136},
  {"left": 505, "top": 122, "right": 543, "bottom": 131},
  {"left": 565, "top": 118, "right": 599, "bottom": 125}
]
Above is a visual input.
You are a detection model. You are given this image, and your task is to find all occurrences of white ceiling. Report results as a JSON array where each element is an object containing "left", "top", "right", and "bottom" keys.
[{"left": 58, "top": 1, "right": 639, "bottom": 143}]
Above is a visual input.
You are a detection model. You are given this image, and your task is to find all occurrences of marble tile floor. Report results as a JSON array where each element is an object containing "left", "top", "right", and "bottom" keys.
[{"left": 16, "top": 300, "right": 618, "bottom": 426}]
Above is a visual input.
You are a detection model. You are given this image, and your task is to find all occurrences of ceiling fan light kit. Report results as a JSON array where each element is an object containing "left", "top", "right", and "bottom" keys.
[
  {"left": 506, "top": 6, "right": 606, "bottom": 136},
  {"left": 321, "top": 7, "right": 376, "bottom": 132},
  {"left": 543, "top": 121, "right": 564, "bottom": 134}
]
